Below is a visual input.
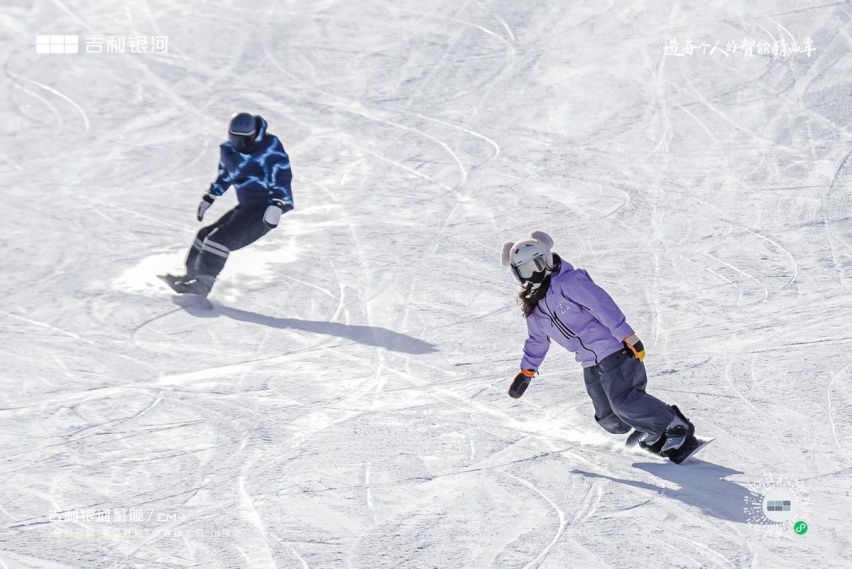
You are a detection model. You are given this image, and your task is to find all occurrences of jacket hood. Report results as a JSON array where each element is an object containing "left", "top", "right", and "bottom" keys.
[
  {"left": 254, "top": 115, "right": 269, "bottom": 143},
  {"left": 553, "top": 253, "right": 573, "bottom": 276}
]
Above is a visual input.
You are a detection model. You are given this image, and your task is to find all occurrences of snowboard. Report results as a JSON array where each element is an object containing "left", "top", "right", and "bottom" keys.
[
  {"left": 157, "top": 274, "right": 213, "bottom": 309},
  {"left": 626, "top": 429, "right": 715, "bottom": 464},
  {"left": 669, "top": 436, "right": 715, "bottom": 464}
]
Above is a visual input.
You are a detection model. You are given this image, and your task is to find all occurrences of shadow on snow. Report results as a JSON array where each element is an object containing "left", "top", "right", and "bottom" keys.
[
  {"left": 171, "top": 296, "right": 438, "bottom": 355},
  {"left": 573, "top": 461, "right": 750, "bottom": 523}
]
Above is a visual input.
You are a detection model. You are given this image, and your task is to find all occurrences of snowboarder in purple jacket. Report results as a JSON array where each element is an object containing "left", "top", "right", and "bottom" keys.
[{"left": 501, "top": 230, "right": 699, "bottom": 463}]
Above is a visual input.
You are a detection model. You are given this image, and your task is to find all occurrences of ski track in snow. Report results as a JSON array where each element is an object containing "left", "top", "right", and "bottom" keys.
[
  {"left": 2, "top": 0, "right": 852, "bottom": 567},
  {"left": 504, "top": 472, "right": 567, "bottom": 569}
]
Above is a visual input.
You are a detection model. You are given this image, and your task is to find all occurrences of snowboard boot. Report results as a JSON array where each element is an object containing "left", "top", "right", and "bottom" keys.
[
  {"left": 169, "top": 275, "right": 215, "bottom": 297},
  {"left": 659, "top": 405, "right": 696, "bottom": 463},
  {"left": 638, "top": 431, "right": 667, "bottom": 456}
]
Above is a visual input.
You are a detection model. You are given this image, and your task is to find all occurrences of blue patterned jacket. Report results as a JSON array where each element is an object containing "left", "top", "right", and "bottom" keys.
[{"left": 208, "top": 116, "right": 293, "bottom": 209}]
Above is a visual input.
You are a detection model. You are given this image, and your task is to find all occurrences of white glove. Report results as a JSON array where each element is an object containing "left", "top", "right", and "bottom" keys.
[
  {"left": 197, "top": 194, "right": 215, "bottom": 221},
  {"left": 263, "top": 199, "right": 292, "bottom": 228}
]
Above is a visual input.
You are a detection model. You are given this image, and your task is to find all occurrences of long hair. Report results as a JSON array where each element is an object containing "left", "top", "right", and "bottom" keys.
[{"left": 519, "top": 254, "right": 562, "bottom": 317}]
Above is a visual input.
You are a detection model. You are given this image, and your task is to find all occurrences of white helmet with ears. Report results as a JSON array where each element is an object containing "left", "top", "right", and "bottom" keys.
[{"left": 501, "top": 231, "right": 555, "bottom": 290}]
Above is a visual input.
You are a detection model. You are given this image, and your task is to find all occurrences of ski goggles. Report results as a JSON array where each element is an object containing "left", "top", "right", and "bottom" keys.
[
  {"left": 510, "top": 255, "right": 549, "bottom": 282},
  {"left": 229, "top": 126, "right": 257, "bottom": 152}
]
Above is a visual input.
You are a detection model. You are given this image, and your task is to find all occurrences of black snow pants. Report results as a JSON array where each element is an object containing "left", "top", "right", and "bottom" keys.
[
  {"left": 185, "top": 205, "right": 272, "bottom": 279},
  {"left": 583, "top": 348, "right": 675, "bottom": 437}
]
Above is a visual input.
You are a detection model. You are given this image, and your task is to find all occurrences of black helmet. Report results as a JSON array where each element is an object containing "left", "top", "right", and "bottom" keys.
[{"left": 228, "top": 112, "right": 258, "bottom": 152}]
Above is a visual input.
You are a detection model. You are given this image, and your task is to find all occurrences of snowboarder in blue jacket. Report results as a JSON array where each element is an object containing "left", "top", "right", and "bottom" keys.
[
  {"left": 163, "top": 112, "right": 294, "bottom": 296},
  {"left": 502, "top": 231, "right": 700, "bottom": 463}
]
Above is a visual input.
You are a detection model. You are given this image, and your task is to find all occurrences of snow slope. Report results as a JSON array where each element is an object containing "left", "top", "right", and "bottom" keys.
[{"left": 2, "top": 0, "right": 851, "bottom": 567}]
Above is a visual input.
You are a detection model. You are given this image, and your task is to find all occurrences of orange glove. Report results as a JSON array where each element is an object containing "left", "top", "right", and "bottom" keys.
[
  {"left": 509, "top": 369, "right": 535, "bottom": 398},
  {"left": 623, "top": 334, "right": 645, "bottom": 361}
]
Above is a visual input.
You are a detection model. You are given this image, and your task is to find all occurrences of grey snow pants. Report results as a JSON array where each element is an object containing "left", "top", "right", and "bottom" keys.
[{"left": 583, "top": 348, "right": 674, "bottom": 437}]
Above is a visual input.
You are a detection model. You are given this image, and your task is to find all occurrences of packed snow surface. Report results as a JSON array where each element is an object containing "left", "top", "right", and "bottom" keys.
[{"left": 2, "top": 0, "right": 852, "bottom": 567}]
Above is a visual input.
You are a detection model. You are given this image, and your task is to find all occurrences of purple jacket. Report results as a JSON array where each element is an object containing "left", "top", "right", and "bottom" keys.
[{"left": 521, "top": 260, "right": 635, "bottom": 369}]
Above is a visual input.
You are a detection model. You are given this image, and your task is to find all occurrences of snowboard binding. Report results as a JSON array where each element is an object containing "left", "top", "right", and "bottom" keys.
[{"left": 625, "top": 406, "right": 714, "bottom": 464}]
